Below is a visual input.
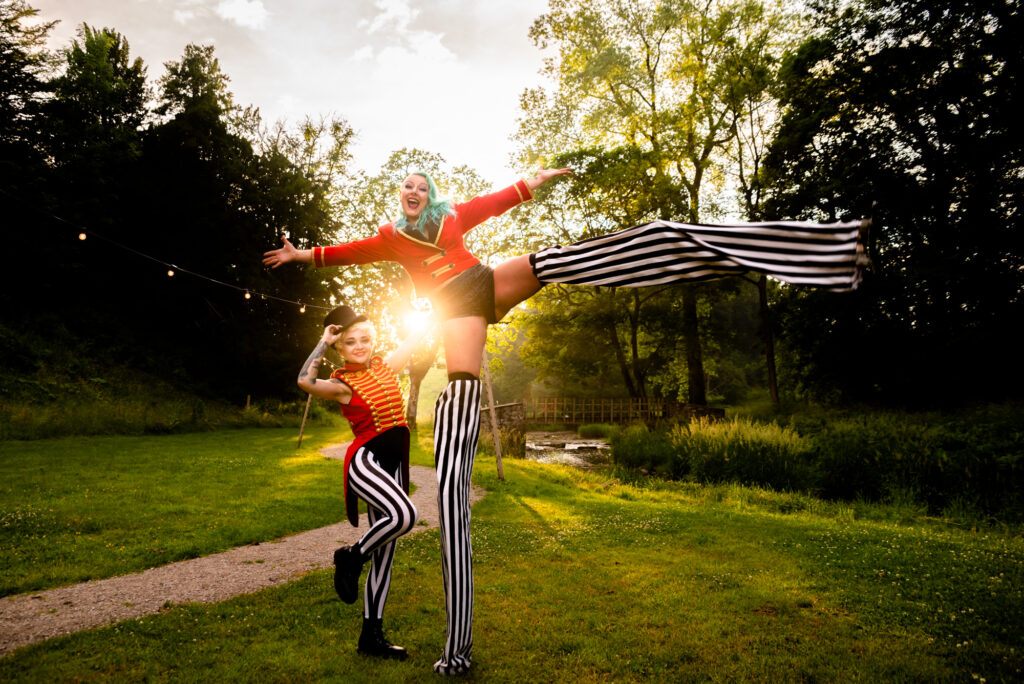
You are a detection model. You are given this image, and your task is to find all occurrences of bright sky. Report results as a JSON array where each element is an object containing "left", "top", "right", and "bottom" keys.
[{"left": 31, "top": 0, "right": 553, "bottom": 185}]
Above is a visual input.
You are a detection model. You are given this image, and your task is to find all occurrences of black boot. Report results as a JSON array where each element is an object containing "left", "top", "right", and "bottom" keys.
[
  {"left": 332, "top": 545, "right": 365, "bottom": 604},
  {"left": 357, "top": 617, "right": 408, "bottom": 660}
]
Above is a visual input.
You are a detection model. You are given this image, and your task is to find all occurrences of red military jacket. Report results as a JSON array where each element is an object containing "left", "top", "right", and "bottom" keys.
[
  {"left": 332, "top": 356, "right": 410, "bottom": 526},
  {"left": 312, "top": 180, "right": 534, "bottom": 298}
]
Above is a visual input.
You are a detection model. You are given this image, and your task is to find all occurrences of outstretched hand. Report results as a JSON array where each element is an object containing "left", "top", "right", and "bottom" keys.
[
  {"left": 526, "top": 167, "right": 573, "bottom": 191},
  {"left": 262, "top": 236, "right": 298, "bottom": 269}
]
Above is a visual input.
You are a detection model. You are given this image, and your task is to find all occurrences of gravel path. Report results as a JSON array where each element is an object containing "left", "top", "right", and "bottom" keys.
[{"left": 0, "top": 444, "right": 485, "bottom": 656}]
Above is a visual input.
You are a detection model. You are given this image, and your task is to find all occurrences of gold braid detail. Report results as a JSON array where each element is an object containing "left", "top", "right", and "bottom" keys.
[{"left": 341, "top": 357, "right": 408, "bottom": 432}]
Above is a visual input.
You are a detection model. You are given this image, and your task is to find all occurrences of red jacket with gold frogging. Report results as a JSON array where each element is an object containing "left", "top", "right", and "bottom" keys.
[
  {"left": 332, "top": 356, "right": 410, "bottom": 526},
  {"left": 312, "top": 180, "right": 533, "bottom": 298}
]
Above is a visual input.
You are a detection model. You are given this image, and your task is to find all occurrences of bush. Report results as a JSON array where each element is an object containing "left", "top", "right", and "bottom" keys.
[
  {"left": 478, "top": 427, "right": 526, "bottom": 459},
  {"left": 672, "top": 418, "right": 817, "bottom": 492},
  {"left": 578, "top": 423, "right": 617, "bottom": 439},
  {"left": 811, "top": 408, "right": 1024, "bottom": 518},
  {"left": 610, "top": 424, "right": 680, "bottom": 476}
]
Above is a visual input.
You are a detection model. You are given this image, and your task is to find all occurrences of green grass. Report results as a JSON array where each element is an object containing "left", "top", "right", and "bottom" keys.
[
  {"left": 1, "top": 437, "right": 1022, "bottom": 682},
  {"left": 0, "top": 427, "right": 348, "bottom": 596},
  {"left": 0, "top": 427, "right": 436, "bottom": 598}
]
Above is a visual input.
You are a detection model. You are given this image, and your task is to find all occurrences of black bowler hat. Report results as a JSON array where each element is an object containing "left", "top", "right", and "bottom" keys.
[{"left": 323, "top": 305, "right": 367, "bottom": 330}]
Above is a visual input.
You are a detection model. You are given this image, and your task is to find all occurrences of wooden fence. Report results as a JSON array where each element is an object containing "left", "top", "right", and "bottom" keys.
[
  {"left": 524, "top": 397, "right": 670, "bottom": 425},
  {"left": 522, "top": 397, "right": 725, "bottom": 425}
]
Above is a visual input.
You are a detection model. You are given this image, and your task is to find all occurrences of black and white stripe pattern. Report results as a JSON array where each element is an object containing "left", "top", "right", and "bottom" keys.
[
  {"left": 347, "top": 447, "right": 418, "bottom": 619},
  {"left": 530, "top": 219, "right": 867, "bottom": 291},
  {"left": 432, "top": 378, "right": 481, "bottom": 675}
]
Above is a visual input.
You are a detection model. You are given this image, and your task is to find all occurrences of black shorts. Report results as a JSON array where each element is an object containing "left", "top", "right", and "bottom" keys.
[
  {"left": 361, "top": 426, "right": 408, "bottom": 476},
  {"left": 431, "top": 263, "right": 497, "bottom": 324}
]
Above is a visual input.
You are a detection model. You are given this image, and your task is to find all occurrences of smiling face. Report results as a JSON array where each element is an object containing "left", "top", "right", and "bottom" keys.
[
  {"left": 400, "top": 174, "right": 430, "bottom": 223},
  {"left": 336, "top": 322, "right": 375, "bottom": 365}
]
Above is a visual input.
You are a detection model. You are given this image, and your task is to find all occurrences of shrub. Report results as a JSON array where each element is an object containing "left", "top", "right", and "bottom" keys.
[
  {"left": 671, "top": 418, "right": 816, "bottom": 492},
  {"left": 610, "top": 424, "right": 679, "bottom": 475},
  {"left": 578, "top": 423, "right": 617, "bottom": 439},
  {"left": 811, "top": 408, "right": 1024, "bottom": 518},
  {"left": 478, "top": 427, "right": 526, "bottom": 459}
]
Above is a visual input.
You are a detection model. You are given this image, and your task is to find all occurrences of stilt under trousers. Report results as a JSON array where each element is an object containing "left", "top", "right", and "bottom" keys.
[
  {"left": 346, "top": 446, "right": 418, "bottom": 619},
  {"left": 432, "top": 378, "right": 481, "bottom": 675}
]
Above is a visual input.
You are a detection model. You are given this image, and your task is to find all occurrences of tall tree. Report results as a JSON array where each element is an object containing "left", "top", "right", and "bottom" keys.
[
  {"left": 763, "top": 0, "right": 1024, "bottom": 403},
  {"left": 0, "top": 0, "right": 53, "bottom": 157},
  {"left": 46, "top": 24, "right": 147, "bottom": 158},
  {"left": 515, "top": 0, "right": 789, "bottom": 404},
  {"left": 155, "top": 43, "right": 232, "bottom": 119},
  {"left": 0, "top": 0, "right": 55, "bottom": 320},
  {"left": 130, "top": 43, "right": 340, "bottom": 398}
]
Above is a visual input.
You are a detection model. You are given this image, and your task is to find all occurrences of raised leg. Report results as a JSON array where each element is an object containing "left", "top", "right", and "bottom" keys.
[{"left": 529, "top": 219, "right": 866, "bottom": 291}]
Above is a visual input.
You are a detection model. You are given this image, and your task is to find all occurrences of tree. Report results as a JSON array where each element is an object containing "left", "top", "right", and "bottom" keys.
[
  {"left": 0, "top": 0, "right": 53, "bottom": 154},
  {"left": 763, "top": 0, "right": 1024, "bottom": 403},
  {"left": 155, "top": 43, "right": 232, "bottom": 119},
  {"left": 46, "top": 25, "right": 147, "bottom": 159},
  {"left": 123, "top": 43, "right": 343, "bottom": 398},
  {"left": 515, "top": 0, "right": 790, "bottom": 404},
  {"left": 0, "top": 0, "right": 55, "bottom": 318}
]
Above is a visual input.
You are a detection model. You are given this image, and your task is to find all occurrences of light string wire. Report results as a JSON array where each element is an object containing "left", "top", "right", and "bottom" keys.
[{"left": 0, "top": 186, "right": 332, "bottom": 312}]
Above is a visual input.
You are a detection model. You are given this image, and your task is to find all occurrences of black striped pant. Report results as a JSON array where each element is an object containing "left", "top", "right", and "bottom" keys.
[
  {"left": 346, "top": 446, "right": 418, "bottom": 619},
  {"left": 432, "top": 378, "right": 481, "bottom": 675},
  {"left": 530, "top": 219, "right": 868, "bottom": 291}
]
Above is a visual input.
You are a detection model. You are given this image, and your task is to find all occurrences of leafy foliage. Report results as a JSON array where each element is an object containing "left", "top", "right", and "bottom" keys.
[
  {"left": 609, "top": 404, "right": 1024, "bottom": 520},
  {"left": 763, "top": 0, "right": 1024, "bottom": 403}
]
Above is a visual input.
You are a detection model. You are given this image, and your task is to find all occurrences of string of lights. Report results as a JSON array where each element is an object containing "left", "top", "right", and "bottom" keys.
[{"left": 2, "top": 186, "right": 331, "bottom": 313}]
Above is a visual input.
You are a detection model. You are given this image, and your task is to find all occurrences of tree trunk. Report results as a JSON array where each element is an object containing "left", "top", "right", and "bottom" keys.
[
  {"left": 405, "top": 340, "right": 439, "bottom": 430},
  {"left": 628, "top": 290, "right": 647, "bottom": 398},
  {"left": 758, "top": 275, "right": 780, "bottom": 406},
  {"left": 605, "top": 290, "right": 640, "bottom": 398},
  {"left": 682, "top": 285, "right": 707, "bottom": 405}
]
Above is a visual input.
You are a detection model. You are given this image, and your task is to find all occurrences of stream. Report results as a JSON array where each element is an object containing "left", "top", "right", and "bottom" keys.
[{"left": 524, "top": 431, "right": 612, "bottom": 468}]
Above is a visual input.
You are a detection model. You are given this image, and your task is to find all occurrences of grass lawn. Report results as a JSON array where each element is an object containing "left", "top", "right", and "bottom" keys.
[
  {"left": 0, "top": 426, "right": 433, "bottom": 597},
  {"left": 1, "top": 432, "right": 1022, "bottom": 681}
]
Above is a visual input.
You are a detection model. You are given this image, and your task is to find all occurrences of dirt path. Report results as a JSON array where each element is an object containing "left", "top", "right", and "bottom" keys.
[{"left": 0, "top": 445, "right": 485, "bottom": 656}]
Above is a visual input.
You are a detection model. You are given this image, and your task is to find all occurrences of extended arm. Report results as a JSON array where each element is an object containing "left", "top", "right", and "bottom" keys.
[
  {"left": 297, "top": 326, "right": 352, "bottom": 402},
  {"left": 384, "top": 314, "right": 438, "bottom": 374}
]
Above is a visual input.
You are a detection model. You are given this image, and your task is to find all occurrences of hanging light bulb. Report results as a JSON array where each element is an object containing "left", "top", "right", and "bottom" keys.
[
  {"left": 299, "top": 303, "right": 306, "bottom": 313},
  {"left": 167, "top": 269, "right": 175, "bottom": 277},
  {"left": 78, "top": 233, "right": 87, "bottom": 241},
  {"left": 244, "top": 290, "right": 251, "bottom": 300}
]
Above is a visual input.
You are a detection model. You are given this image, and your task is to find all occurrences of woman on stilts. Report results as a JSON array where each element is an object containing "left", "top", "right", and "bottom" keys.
[{"left": 271, "top": 167, "right": 869, "bottom": 674}]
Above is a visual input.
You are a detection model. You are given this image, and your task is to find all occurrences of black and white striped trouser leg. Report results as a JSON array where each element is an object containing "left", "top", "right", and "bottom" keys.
[
  {"left": 529, "top": 219, "right": 867, "bottom": 291},
  {"left": 432, "top": 378, "right": 481, "bottom": 675},
  {"left": 346, "top": 447, "right": 418, "bottom": 620}
]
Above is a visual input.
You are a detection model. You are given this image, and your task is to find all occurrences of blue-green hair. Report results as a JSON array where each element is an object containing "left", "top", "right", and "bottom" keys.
[{"left": 394, "top": 171, "right": 456, "bottom": 234}]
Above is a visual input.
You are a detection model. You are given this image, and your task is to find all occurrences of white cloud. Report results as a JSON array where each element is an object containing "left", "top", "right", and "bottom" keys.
[
  {"left": 215, "top": 0, "right": 269, "bottom": 30},
  {"left": 173, "top": 9, "right": 197, "bottom": 24},
  {"left": 359, "top": 0, "right": 418, "bottom": 35},
  {"left": 351, "top": 45, "right": 374, "bottom": 62}
]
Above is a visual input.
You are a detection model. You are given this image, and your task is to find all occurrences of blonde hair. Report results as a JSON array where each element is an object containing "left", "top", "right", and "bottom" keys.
[
  {"left": 344, "top": 320, "right": 376, "bottom": 342},
  {"left": 334, "top": 321, "right": 376, "bottom": 356}
]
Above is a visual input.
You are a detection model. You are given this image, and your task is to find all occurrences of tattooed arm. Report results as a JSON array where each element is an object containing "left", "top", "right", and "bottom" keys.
[{"left": 297, "top": 327, "right": 352, "bottom": 403}]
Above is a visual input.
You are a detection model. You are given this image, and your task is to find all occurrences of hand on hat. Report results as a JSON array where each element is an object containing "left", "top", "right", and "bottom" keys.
[{"left": 321, "top": 324, "right": 346, "bottom": 346}]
